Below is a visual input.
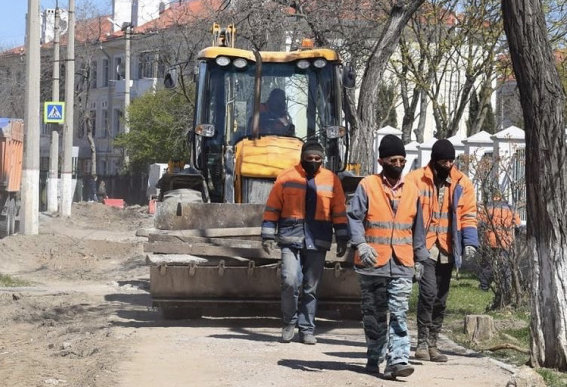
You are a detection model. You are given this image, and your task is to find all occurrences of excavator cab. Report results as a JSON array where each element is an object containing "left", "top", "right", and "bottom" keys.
[{"left": 163, "top": 25, "right": 350, "bottom": 205}]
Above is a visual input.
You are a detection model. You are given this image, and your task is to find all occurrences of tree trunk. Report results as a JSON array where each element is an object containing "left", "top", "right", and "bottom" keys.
[
  {"left": 86, "top": 115, "right": 97, "bottom": 176},
  {"left": 414, "top": 87, "right": 428, "bottom": 143},
  {"left": 502, "top": 0, "right": 567, "bottom": 371},
  {"left": 447, "top": 74, "right": 475, "bottom": 137},
  {"left": 354, "top": 0, "right": 425, "bottom": 173}
]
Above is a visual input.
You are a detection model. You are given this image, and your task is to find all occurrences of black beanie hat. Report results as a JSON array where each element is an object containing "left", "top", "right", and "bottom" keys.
[
  {"left": 431, "top": 139, "right": 455, "bottom": 161},
  {"left": 301, "top": 141, "right": 324, "bottom": 157},
  {"left": 379, "top": 134, "right": 406, "bottom": 159}
]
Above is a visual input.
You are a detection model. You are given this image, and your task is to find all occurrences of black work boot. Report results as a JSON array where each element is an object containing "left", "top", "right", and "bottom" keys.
[
  {"left": 365, "top": 359, "right": 379, "bottom": 374},
  {"left": 414, "top": 327, "right": 430, "bottom": 361},
  {"left": 428, "top": 333, "right": 448, "bottom": 362}
]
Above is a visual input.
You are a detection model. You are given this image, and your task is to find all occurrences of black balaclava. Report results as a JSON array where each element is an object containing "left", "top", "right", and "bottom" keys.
[
  {"left": 301, "top": 141, "right": 324, "bottom": 176},
  {"left": 379, "top": 135, "right": 406, "bottom": 180},
  {"left": 430, "top": 139, "right": 455, "bottom": 181}
]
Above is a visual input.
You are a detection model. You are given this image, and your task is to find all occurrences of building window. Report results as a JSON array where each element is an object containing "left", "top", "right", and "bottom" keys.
[
  {"left": 113, "top": 109, "right": 123, "bottom": 136},
  {"left": 114, "top": 57, "right": 123, "bottom": 80},
  {"left": 99, "top": 160, "right": 107, "bottom": 176},
  {"left": 90, "top": 60, "right": 97, "bottom": 89},
  {"left": 138, "top": 51, "right": 157, "bottom": 79},
  {"left": 102, "top": 59, "right": 109, "bottom": 87},
  {"left": 101, "top": 109, "right": 108, "bottom": 138}
]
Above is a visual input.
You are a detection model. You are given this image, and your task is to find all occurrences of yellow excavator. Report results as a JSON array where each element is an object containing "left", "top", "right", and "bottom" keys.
[{"left": 147, "top": 24, "right": 360, "bottom": 318}]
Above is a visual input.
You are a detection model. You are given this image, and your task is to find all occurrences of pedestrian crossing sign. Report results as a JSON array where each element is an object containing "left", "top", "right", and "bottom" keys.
[{"left": 44, "top": 102, "right": 65, "bottom": 124}]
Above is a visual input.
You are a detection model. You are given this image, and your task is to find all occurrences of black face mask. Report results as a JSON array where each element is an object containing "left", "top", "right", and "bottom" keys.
[
  {"left": 301, "top": 160, "right": 322, "bottom": 176},
  {"left": 382, "top": 164, "right": 403, "bottom": 180},
  {"left": 433, "top": 163, "right": 451, "bottom": 180}
]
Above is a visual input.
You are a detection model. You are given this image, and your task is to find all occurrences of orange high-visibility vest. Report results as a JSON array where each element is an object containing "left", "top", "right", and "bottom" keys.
[
  {"left": 479, "top": 201, "right": 521, "bottom": 249},
  {"left": 261, "top": 164, "right": 348, "bottom": 249},
  {"left": 353, "top": 175, "right": 419, "bottom": 267},
  {"left": 406, "top": 165, "right": 478, "bottom": 253}
]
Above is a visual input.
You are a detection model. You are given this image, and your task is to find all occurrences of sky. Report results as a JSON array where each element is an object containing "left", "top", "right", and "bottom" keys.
[{"left": 0, "top": 0, "right": 111, "bottom": 50}]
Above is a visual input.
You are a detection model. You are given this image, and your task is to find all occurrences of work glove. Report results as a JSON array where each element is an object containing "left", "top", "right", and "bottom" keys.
[
  {"left": 336, "top": 241, "right": 348, "bottom": 258},
  {"left": 464, "top": 245, "right": 477, "bottom": 260},
  {"left": 262, "top": 239, "right": 277, "bottom": 255},
  {"left": 357, "top": 242, "right": 378, "bottom": 267},
  {"left": 413, "top": 261, "right": 424, "bottom": 283}
]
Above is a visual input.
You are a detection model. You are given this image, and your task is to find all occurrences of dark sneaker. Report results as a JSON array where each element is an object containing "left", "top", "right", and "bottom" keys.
[
  {"left": 300, "top": 333, "right": 317, "bottom": 345},
  {"left": 383, "top": 363, "right": 414, "bottom": 380},
  {"left": 281, "top": 325, "right": 295, "bottom": 343},
  {"left": 365, "top": 359, "right": 379, "bottom": 374}
]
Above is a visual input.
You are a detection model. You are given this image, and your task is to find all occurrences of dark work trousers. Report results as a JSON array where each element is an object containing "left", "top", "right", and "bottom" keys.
[{"left": 417, "top": 258, "right": 454, "bottom": 337}]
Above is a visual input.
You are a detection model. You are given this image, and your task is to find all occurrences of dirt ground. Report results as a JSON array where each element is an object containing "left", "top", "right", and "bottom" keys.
[{"left": 0, "top": 203, "right": 518, "bottom": 386}]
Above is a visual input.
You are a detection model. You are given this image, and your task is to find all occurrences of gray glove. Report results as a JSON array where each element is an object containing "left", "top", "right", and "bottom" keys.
[
  {"left": 262, "top": 239, "right": 277, "bottom": 255},
  {"left": 414, "top": 261, "right": 424, "bottom": 282},
  {"left": 357, "top": 242, "right": 378, "bottom": 267},
  {"left": 464, "top": 245, "right": 477, "bottom": 260}
]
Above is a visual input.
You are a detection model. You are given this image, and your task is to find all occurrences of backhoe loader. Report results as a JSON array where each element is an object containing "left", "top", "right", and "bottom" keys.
[{"left": 145, "top": 24, "right": 361, "bottom": 319}]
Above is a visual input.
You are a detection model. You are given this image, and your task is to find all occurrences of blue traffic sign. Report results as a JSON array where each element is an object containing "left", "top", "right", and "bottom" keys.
[{"left": 44, "top": 102, "right": 65, "bottom": 124}]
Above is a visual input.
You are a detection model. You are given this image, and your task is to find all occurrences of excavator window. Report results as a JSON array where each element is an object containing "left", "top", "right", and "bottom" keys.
[
  {"left": 196, "top": 60, "right": 340, "bottom": 147},
  {"left": 192, "top": 58, "right": 344, "bottom": 202}
]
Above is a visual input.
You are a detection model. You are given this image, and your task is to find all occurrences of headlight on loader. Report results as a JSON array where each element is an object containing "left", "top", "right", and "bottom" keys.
[{"left": 195, "top": 124, "right": 216, "bottom": 137}]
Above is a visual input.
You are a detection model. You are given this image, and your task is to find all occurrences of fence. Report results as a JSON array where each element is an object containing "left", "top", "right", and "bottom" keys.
[{"left": 373, "top": 125, "right": 527, "bottom": 222}]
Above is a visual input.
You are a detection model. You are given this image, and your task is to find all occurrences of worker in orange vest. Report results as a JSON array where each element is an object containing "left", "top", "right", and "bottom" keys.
[
  {"left": 261, "top": 141, "right": 349, "bottom": 345},
  {"left": 477, "top": 191, "right": 521, "bottom": 291},
  {"left": 347, "top": 134, "right": 428, "bottom": 380},
  {"left": 406, "top": 139, "right": 479, "bottom": 362}
]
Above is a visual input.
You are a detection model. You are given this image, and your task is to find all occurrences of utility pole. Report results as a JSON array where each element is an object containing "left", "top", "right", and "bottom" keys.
[
  {"left": 47, "top": 3, "right": 61, "bottom": 213},
  {"left": 123, "top": 23, "right": 131, "bottom": 167},
  {"left": 21, "top": 0, "right": 41, "bottom": 235},
  {"left": 60, "top": 0, "right": 75, "bottom": 217}
]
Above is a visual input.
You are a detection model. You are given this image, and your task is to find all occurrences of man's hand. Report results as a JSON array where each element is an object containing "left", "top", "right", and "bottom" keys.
[
  {"left": 262, "top": 239, "right": 277, "bottom": 255},
  {"left": 464, "top": 245, "right": 477, "bottom": 260},
  {"left": 357, "top": 242, "right": 378, "bottom": 267},
  {"left": 413, "top": 262, "right": 424, "bottom": 282},
  {"left": 336, "top": 241, "right": 348, "bottom": 258}
]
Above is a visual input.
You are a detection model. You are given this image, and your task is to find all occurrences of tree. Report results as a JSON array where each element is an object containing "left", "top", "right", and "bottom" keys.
[
  {"left": 376, "top": 82, "right": 399, "bottom": 129},
  {"left": 114, "top": 88, "right": 194, "bottom": 173},
  {"left": 0, "top": 51, "right": 26, "bottom": 118},
  {"left": 466, "top": 88, "right": 480, "bottom": 135},
  {"left": 395, "top": 0, "right": 503, "bottom": 141},
  {"left": 261, "top": 1, "right": 425, "bottom": 173},
  {"left": 353, "top": 1, "right": 426, "bottom": 173},
  {"left": 467, "top": 87, "right": 497, "bottom": 135},
  {"left": 502, "top": 0, "right": 567, "bottom": 371}
]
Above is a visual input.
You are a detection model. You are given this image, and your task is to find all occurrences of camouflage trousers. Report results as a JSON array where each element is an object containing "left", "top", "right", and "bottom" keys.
[{"left": 358, "top": 275, "right": 413, "bottom": 366}]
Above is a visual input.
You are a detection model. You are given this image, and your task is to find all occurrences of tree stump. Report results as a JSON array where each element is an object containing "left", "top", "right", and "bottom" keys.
[{"left": 464, "top": 314, "right": 495, "bottom": 342}]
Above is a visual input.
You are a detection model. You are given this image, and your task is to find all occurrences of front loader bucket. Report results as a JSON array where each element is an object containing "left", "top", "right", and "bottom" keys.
[{"left": 150, "top": 262, "right": 361, "bottom": 320}]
